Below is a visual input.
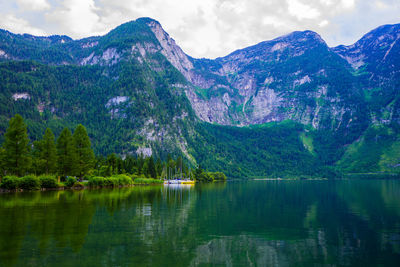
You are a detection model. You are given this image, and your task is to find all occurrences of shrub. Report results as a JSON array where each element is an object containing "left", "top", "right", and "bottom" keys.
[
  {"left": 196, "top": 172, "right": 213, "bottom": 182},
  {"left": 210, "top": 172, "right": 227, "bottom": 181},
  {"left": 39, "top": 175, "right": 58, "bottom": 188},
  {"left": 0, "top": 176, "right": 19, "bottom": 190},
  {"left": 88, "top": 176, "right": 106, "bottom": 187},
  {"left": 104, "top": 177, "right": 118, "bottom": 187},
  {"left": 110, "top": 174, "right": 133, "bottom": 186},
  {"left": 133, "top": 178, "right": 163, "bottom": 184},
  {"left": 19, "top": 175, "right": 41, "bottom": 190},
  {"left": 65, "top": 177, "right": 77, "bottom": 187},
  {"left": 72, "top": 181, "right": 84, "bottom": 189},
  {"left": 88, "top": 175, "right": 133, "bottom": 188}
]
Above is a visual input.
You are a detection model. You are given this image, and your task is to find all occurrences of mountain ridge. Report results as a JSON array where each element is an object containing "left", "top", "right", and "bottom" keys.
[{"left": 1, "top": 18, "right": 400, "bottom": 177}]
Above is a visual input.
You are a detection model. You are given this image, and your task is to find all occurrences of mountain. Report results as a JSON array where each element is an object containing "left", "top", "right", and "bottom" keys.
[{"left": 0, "top": 18, "right": 400, "bottom": 177}]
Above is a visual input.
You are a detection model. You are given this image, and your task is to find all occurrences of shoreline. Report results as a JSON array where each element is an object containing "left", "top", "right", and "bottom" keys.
[{"left": 0, "top": 183, "right": 164, "bottom": 194}]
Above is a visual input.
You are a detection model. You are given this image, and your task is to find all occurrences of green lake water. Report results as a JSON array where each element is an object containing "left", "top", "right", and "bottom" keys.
[{"left": 0, "top": 180, "right": 400, "bottom": 266}]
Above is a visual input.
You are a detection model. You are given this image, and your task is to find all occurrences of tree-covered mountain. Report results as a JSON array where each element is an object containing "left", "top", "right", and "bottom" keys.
[{"left": 0, "top": 18, "right": 399, "bottom": 177}]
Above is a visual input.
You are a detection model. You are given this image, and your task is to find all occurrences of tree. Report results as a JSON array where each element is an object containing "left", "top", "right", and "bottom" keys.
[
  {"left": 72, "top": 124, "right": 94, "bottom": 179},
  {"left": 37, "top": 128, "right": 58, "bottom": 174},
  {"left": 147, "top": 156, "right": 157, "bottom": 179},
  {"left": 107, "top": 153, "right": 117, "bottom": 174},
  {"left": 155, "top": 158, "right": 162, "bottom": 177},
  {"left": 0, "top": 147, "right": 5, "bottom": 178},
  {"left": 57, "top": 128, "right": 77, "bottom": 178},
  {"left": 3, "top": 114, "right": 31, "bottom": 176},
  {"left": 194, "top": 165, "right": 203, "bottom": 180}
]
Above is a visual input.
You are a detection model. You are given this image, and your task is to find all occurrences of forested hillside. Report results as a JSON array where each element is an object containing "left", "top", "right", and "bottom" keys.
[{"left": 1, "top": 18, "right": 400, "bottom": 177}]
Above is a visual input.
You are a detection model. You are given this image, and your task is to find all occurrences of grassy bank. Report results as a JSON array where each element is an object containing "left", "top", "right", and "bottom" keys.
[{"left": 0, "top": 174, "right": 164, "bottom": 192}]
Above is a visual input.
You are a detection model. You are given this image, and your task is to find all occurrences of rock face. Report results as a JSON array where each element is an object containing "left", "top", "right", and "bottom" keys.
[
  {"left": 144, "top": 21, "right": 399, "bottom": 133},
  {"left": 180, "top": 29, "right": 366, "bottom": 132}
]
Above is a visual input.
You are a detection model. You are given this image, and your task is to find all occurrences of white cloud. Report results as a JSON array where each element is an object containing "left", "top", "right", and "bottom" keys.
[
  {"left": 341, "top": 0, "right": 356, "bottom": 9},
  {"left": 319, "top": 20, "right": 329, "bottom": 27},
  {"left": 16, "top": 0, "right": 50, "bottom": 11},
  {"left": 0, "top": 0, "right": 399, "bottom": 58},
  {"left": 0, "top": 14, "right": 46, "bottom": 35},
  {"left": 46, "top": 0, "right": 105, "bottom": 37},
  {"left": 375, "top": 0, "right": 389, "bottom": 9},
  {"left": 287, "top": 0, "right": 321, "bottom": 20}
]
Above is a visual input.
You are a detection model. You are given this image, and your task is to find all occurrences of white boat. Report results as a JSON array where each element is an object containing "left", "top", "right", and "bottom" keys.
[{"left": 164, "top": 179, "right": 195, "bottom": 185}]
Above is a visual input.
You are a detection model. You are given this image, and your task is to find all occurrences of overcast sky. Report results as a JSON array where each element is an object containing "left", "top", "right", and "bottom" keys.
[{"left": 0, "top": 0, "right": 399, "bottom": 58}]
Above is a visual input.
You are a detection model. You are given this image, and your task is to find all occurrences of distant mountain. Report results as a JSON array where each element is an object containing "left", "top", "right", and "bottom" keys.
[{"left": 0, "top": 18, "right": 400, "bottom": 177}]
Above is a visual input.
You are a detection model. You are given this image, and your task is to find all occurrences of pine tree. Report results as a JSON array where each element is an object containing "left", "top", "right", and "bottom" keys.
[
  {"left": 38, "top": 128, "right": 58, "bottom": 174},
  {"left": 107, "top": 153, "right": 117, "bottom": 174},
  {"left": 0, "top": 147, "right": 6, "bottom": 178},
  {"left": 3, "top": 114, "right": 31, "bottom": 176},
  {"left": 73, "top": 124, "right": 94, "bottom": 179},
  {"left": 155, "top": 158, "right": 162, "bottom": 177},
  {"left": 57, "top": 128, "right": 77, "bottom": 177},
  {"left": 148, "top": 156, "right": 157, "bottom": 179}
]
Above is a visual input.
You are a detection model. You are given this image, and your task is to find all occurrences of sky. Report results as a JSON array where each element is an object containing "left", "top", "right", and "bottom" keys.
[{"left": 0, "top": 0, "right": 399, "bottom": 59}]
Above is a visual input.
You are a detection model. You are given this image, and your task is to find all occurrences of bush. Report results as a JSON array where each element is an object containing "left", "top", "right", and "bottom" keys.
[
  {"left": 0, "top": 176, "right": 19, "bottom": 190},
  {"left": 72, "top": 181, "right": 84, "bottom": 189},
  {"left": 39, "top": 175, "right": 58, "bottom": 188},
  {"left": 210, "top": 172, "right": 227, "bottom": 181},
  {"left": 88, "top": 175, "right": 133, "bottom": 188},
  {"left": 88, "top": 176, "right": 106, "bottom": 187},
  {"left": 110, "top": 174, "right": 133, "bottom": 186},
  {"left": 196, "top": 172, "right": 213, "bottom": 182},
  {"left": 104, "top": 177, "right": 118, "bottom": 187},
  {"left": 65, "top": 176, "right": 77, "bottom": 187},
  {"left": 133, "top": 178, "right": 163, "bottom": 184},
  {"left": 19, "top": 175, "right": 41, "bottom": 190}
]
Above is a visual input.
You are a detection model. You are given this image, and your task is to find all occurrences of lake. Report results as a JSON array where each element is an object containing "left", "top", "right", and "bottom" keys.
[{"left": 0, "top": 180, "right": 400, "bottom": 266}]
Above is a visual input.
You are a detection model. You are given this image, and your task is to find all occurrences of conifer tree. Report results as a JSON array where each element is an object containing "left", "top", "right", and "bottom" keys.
[
  {"left": 3, "top": 114, "right": 31, "bottom": 176},
  {"left": 148, "top": 156, "right": 157, "bottom": 179},
  {"left": 57, "top": 128, "right": 77, "bottom": 177},
  {"left": 38, "top": 128, "right": 58, "bottom": 174},
  {"left": 155, "top": 158, "right": 162, "bottom": 176},
  {"left": 73, "top": 124, "right": 94, "bottom": 179},
  {"left": 0, "top": 147, "right": 5, "bottom": 178},
  {"left": 107, "top": 153, "right": 117, "bottom": 174}
]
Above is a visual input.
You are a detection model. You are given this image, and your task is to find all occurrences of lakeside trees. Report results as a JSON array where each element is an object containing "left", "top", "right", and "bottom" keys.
[
  {"left": 0, "top": 115, "right": 94, "bottom": 178},
  {"left": 3, "top": 114, "right": 31, "bottom": 176},
  {"left": 73, "top": 124, "right": 95, "bottom": 179},
  {"left": 0, "top": 114, "right": 225, "bottom": 183}
]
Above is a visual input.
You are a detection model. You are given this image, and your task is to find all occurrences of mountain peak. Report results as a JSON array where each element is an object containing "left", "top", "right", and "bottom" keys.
[
  {"left": 275, "top": 30, "right": 326, "bottom": 45},
  {"left": 136, "top": 17, "right": 162, "bottom": 26}
]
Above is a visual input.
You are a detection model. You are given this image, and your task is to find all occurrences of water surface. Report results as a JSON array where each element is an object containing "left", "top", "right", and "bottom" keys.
[{"left": 0, "top": 180, "right": 400, "bottom": 266}]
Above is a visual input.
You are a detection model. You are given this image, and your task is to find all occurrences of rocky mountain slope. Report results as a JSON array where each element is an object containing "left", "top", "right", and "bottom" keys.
[{"left": 1, "top": 18, "right": 400, "bottom": 176}]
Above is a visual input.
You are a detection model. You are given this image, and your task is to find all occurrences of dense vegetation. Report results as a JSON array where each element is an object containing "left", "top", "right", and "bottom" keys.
[
  {"left": 0, "top": 19, "right": 399, "bottom": 178},
  {"left": 0, "top": 115, "right": 227, "bottom": 190}
]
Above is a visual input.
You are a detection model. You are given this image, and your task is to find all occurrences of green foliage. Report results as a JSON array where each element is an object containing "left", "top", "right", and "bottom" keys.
[
  {"left": 133, "top": 178, "right": 163, "bottom": 184},
  {"left": 188, "top": 121, "right": 322, "bottom": 178},
  {"left": 337, "top": 125, "right": 400, "bottom": 174},
  {"left": 0, "top": 175, "right": 19, "bottom": 190},
  {"left": 88, "top": 176, "right": 106, "bottom": 187},
  {"left": 209, "top": 172, "right": 227, "bottom": 181},
  {"left": 56, "top": 128, "right": 77, "bottom": 177},
  {"left": 72, "top": 181, "right": 84, "bottom": 188},
  {"left": 65, "top": 176, "right": 77, "bottom": 187},
  {"left": 3, "top": 114, "right": 31, "bottom": 176},
  {"left": 88, "top": 174, "right": 133, "bottom": 187},
  {"left": 36, "top": 128, "right": 58, "bottom": 174},
  {"left": 147, "top": 156, "right": 157, "bottom": 179},
  {"left": 110, "top": 174, "right": 133, "bottom": 186},
  {"left": 73, "top": 124, "right": 95, "bottom": 179},
  {"left": 38, "top": 175, "right": 58, "bottom": 188},
  {"left": 19, "top": 175, "right": 40, "bottom": 190}
]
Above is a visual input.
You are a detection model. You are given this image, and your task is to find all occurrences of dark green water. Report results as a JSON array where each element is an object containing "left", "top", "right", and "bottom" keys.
[{"left": 0, "top": 180, "right": 400, "bottom": 266}]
